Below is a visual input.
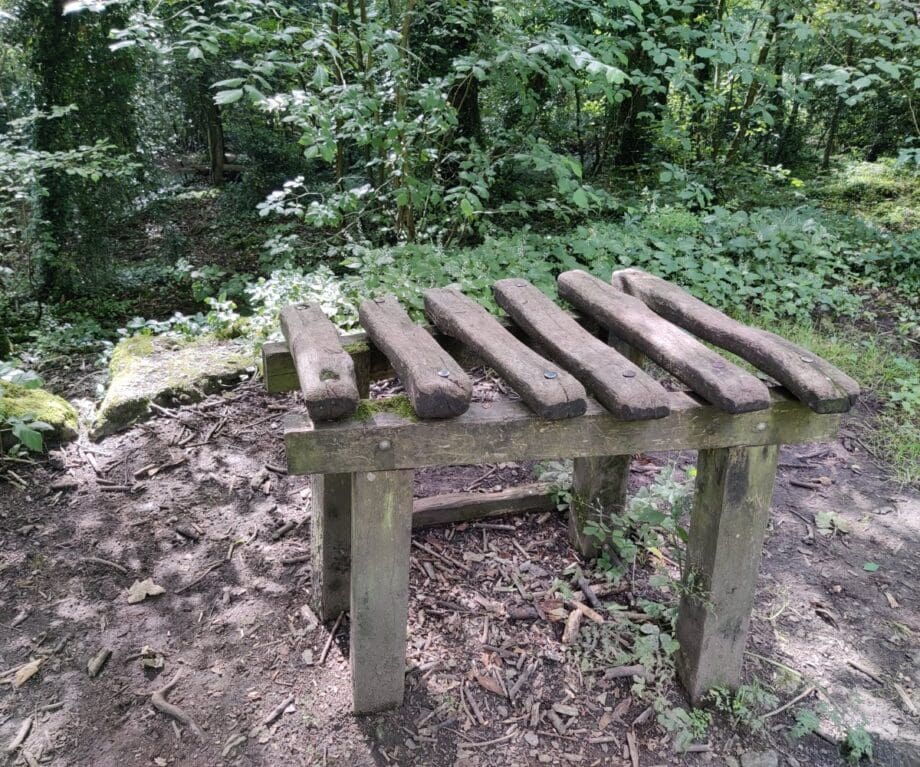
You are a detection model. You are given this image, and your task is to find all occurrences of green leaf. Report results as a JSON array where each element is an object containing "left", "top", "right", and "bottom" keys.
[
  {"left": 214, "top": 89, "right": 244, "bottom": 105},
  {"left": 863, "top": 562, "right": 879, "bottom": 572},
  {"left": 11, "top": 423, "right": 43, "bottom": 453},
  {"left": 875, "top": 60, "right": 900, "bottom": 79},
  {"left": 187, "top": 46, "right": 204, "bottom": 61},
  {"left": 572, "top": 188, "right": 589, "bottom": 209},
  {"left": 695, "top": 47, "right": 716, "bottom": 59}
]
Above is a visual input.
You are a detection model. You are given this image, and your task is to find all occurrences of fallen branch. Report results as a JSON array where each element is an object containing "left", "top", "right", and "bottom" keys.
[
  {"left": 318, "top": 611, "right": 345, "bottom": 665},
  {"left": 5, "top": 717, "right": 31, "bottom": 753},
  {"left": 79, "top": 556, "right": 128, "bottom": 575},
  {"left": 175, "top": 561, "right": 223, "bottom": 594},
  {"left": 150, "top": 673, "right": 204, "bottom": 740},
  {"left": 262, "top": 695, "right": 295, "bottom": 727},
  {"left": 762, "top": 686, "right": 816, "bottom": 719}
]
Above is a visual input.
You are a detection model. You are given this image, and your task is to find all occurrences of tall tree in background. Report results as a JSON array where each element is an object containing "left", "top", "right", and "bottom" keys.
[{"left": 19, "top": 0, "right": 137, "bottom": 299}]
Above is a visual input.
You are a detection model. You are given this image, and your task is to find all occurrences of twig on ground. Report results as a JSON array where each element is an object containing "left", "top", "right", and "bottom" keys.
[
  {"left": 262, "top": 695, "right": 296, "bottom": 727},
  {"left": 150, "top": 673, "right": 204, "bottom": 740},
  {"left": 5, "top": 717, "right": 32, "bottom": 753},
  {"left": 79, "top": 556, "right": 128, "bottom": 575},
  {"left": 763, "top": 686, "right": 816, "bottom": 719},
  {"left": 318, "top": 612, "right": 345, "bottom": 665},
  {"left": 175, "top": 561, "right": 223, "bottom": 594}
]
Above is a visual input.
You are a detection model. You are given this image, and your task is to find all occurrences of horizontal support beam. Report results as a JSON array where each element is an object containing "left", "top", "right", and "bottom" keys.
[
  {"left": 412, "top": 483, "right": 555, "bottom": 528},
  {"left": 284, "top": 389, "right": 840, "bottom": 475}
]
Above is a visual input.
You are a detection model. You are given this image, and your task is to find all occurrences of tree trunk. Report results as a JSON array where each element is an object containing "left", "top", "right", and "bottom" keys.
[
  {"left": 821, "top": 97, "right": 842, "bottom": 170},
  {"left": 202, "top": 87, "right": 225, "bottom": 185},
  {"left": 724, "top": 3, "right": 780, "bottom": 164}
]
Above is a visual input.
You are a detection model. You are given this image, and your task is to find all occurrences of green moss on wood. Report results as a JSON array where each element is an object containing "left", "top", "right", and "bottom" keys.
[
  {"left": 0, "top": 381, "right": 78, "bottom": 440},
  {"left": 354, "top": 395, "right": 417, "bottom": 422},
  {"left": 343, "top": 340, "right": 370, "bottom": 355}
]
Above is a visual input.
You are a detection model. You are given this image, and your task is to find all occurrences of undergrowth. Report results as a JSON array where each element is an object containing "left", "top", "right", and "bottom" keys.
[{"left": 546, "top": 465, "right": 880, "bottom": 759}]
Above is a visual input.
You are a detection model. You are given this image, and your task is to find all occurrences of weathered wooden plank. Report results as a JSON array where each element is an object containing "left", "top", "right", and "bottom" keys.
[
  {"left": 570, "top": 455, "right": 631, "bottom": 559},
  {"left": 558, "top": 270, "right": 771, "bottom": 414},
  {"left": 424, "top": 288, "right": 587, "bottom": 420},
  {"left": 350, "top": 469, "right": 414, "bottom": 714},
  {"left": 359, "top": 294, "right": 472, "bottom": 418},
  {"left": 262, "top": 314, "right": 608, "bottom": 396},
  {"left": 310, "top": 473, "right": 352, "bottom": 620},
  {"left": 612, "top": 268, "right": 859, "bottom": 413},
  {"left": 412, "top": 483, "right": 554, "bottom": 528},
  {"left": 492, "top": 279, "right": 669, "bottom": 420},
  {"left": 280, "top": 303, "right": 359, "bottom": 421},
  {"left": 284, "top": 389, "right": 840, "bottom": 474},
  {"left": 676, "top": 444, "right": 779, "bottom": 703}
]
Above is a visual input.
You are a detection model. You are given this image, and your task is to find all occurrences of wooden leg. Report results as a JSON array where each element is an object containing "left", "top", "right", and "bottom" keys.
[
  {"left": 310, "top": 473, "right": 352, "bottom": 621},
  {"left": 570, "top": 455, "right": 630, "bottom": 558},
  {"left": 676, "top": 444, "right": 779, "bottom": 703},
  {"left": 568, "top": 334, "right": 640, "bottom": 558},
  {"left": 350, "top": 469, "right": 414, "bottom": 714}
]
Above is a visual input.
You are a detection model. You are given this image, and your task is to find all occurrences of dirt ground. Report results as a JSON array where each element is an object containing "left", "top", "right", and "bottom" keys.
[{"left": 0, "top": 380, "right": 918, "bottom": 767}]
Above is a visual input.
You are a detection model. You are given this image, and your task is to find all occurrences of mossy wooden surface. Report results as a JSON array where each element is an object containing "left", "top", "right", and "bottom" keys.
[
  {"left": 93, "top": 334, "right": 256, "bottom": 439},
  {"left": 353, "top": 395, "right": 418, "bottom": 422},
  {"left": 285, "top": 389, "right": 840, "bottom": 475},
  {"left": 0, "top": 381, "right": 78, "bottom": 442}
]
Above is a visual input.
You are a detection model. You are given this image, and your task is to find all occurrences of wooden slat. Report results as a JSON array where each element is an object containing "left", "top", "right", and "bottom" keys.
[
  {"left": 492, "top": 278, "right": 668, "bottom": 420},
  {"left": 557, "top": 270, "right": 770, "bottom": 414},
  {"left": 284, "top": 389, "right": 840, "bottom": 474},
  {"left": 612, "top": 268, "right": 859, "bottom": 413},
  {"left": 359, "top": 294, "right": 472, "bottom": 419},
  {"left": 279, "top": 304, "right": 359, "bottom": 421},
  {"left": 262, "top": 312, "right": 608, "bottom": 396},
  {"left": 412, "top": 483, "right": 554, "bottom": 528},
  {"left": 424, "top": 287, "right": 587, "bottom": 420}
]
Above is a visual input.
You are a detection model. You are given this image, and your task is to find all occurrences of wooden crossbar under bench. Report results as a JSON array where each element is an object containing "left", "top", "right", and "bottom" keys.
[{"left": 262, "top": 267, "right": 858, "bottom": 714}]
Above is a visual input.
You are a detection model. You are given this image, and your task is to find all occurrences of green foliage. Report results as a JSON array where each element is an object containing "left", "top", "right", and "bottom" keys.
[
  {"left": 706, "top": 683, "right": 779, "bottom": 733},
  {"left": 583, "top": 466, "right": 695, "bottom": 583},
  {"left": 790, "top": 702, "right": 874, "bottom": 764},
  {"left": 656, "top": 704, "right": 712, "bottom": 754},
  {"left": 0, "top": 364, "right": 60, "bottom": 454}
]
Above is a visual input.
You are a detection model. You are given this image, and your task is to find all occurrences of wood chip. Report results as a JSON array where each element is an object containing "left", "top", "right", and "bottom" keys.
[{"left": 561, "top": 608, "right": 583, "bottom": 645}]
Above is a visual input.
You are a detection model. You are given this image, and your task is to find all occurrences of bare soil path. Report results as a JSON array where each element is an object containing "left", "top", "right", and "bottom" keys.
[{"left": 0, "top": 383, "right": 917, "bottom": 766}]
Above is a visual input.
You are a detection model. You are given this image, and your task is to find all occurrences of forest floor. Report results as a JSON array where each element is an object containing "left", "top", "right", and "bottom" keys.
[{"left": 0, "top": 378, "right": 919, "bottom": 767}]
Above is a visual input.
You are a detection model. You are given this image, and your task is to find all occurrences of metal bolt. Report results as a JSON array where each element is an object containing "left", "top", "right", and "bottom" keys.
[
  {"left": 437, "top": 369, "right": 450, "bottom": 378},
  {"left": 622, "top": 370, "right": 637, "bottom": 378},
  {"left": 756, "top": 422, "right": 767, "bottom": 432},
  {"left": 543, "top": 370, "right": 558, "bottom": 379},
  {"left": 378, "top": 439, "right": 391, "bottom": 451},
  {"left": 374, "top": 296, "right": 386, "bottom": 304},
  {"left": 800, "top": 355, "right": 814, "bottom": 363}
]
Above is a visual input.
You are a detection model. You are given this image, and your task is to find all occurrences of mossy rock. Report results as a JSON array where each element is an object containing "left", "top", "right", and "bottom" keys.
[
  {"left": 92, "top": 334, "right": 257, "bottom": 439},
  {"left": 0, "top": 381, "right": 79, "bottom": 444}
]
